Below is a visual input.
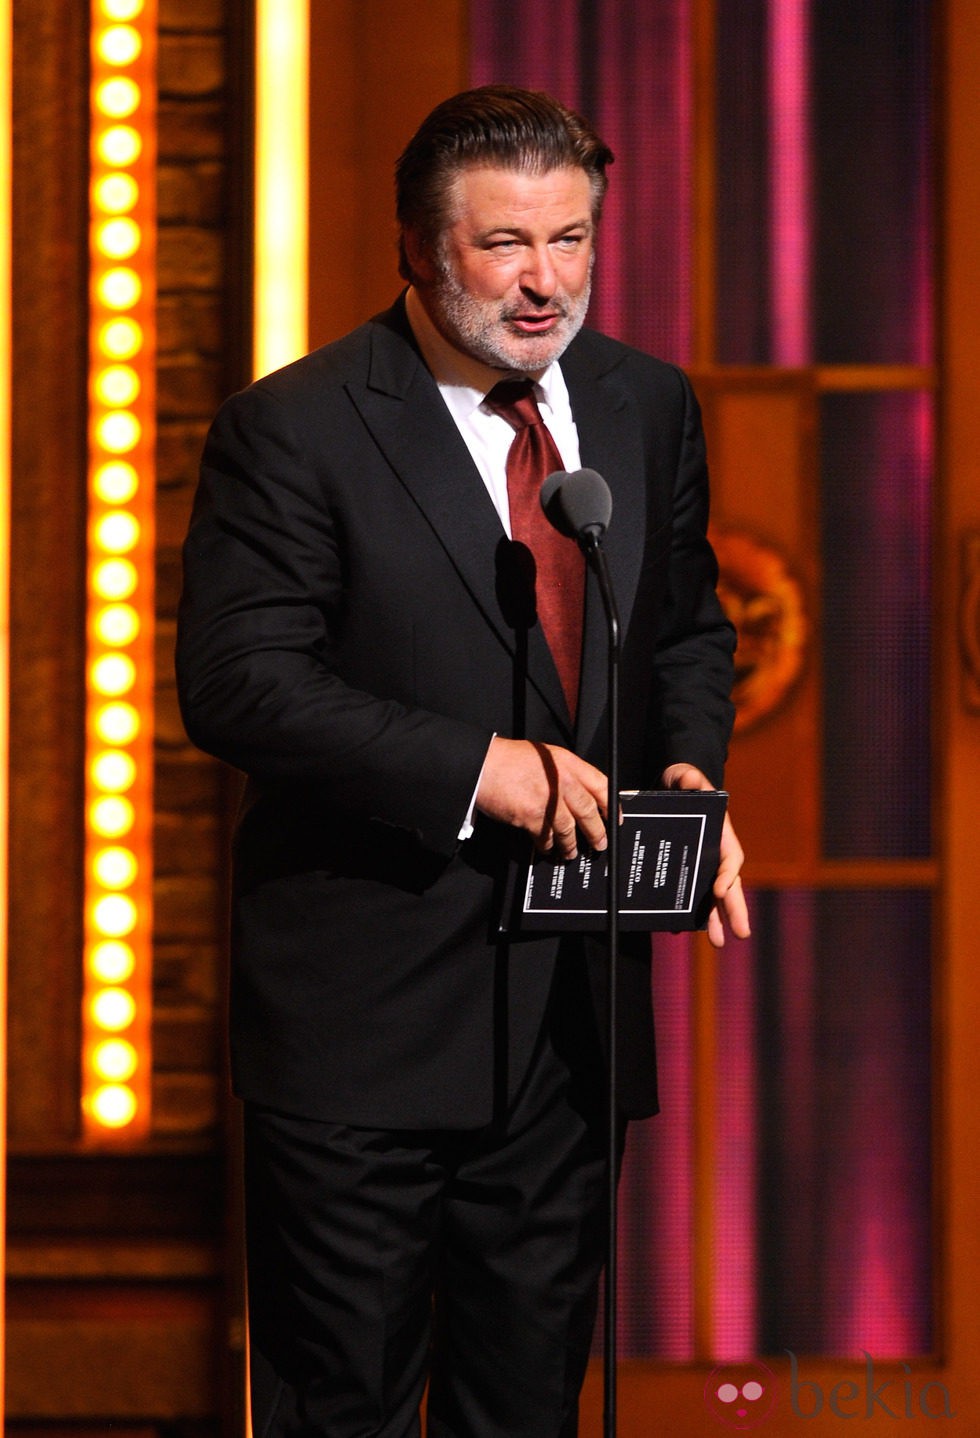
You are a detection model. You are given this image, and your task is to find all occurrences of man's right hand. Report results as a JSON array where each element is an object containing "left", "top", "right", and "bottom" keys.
[{"left": 475, "top": 736, "right": 609, "bottom": 860}]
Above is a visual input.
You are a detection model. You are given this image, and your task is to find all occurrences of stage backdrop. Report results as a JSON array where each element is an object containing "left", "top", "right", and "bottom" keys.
[{"left": 471, "top": 0, "right": 935, "bottom": 1365}]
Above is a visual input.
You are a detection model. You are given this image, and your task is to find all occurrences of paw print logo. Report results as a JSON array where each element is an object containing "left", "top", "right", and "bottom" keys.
[{"left": 704, "top": 1360, "right": 778, "bottom": 1429}]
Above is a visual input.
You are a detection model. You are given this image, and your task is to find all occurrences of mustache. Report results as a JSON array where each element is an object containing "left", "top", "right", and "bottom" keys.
[{"left": 501, "top": 298, "right": 571, "bottom": 320}]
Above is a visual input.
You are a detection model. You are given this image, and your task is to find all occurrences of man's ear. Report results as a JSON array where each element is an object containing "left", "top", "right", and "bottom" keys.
[{"left": 403, "top": 228, "right": 437, "bottom": 286}]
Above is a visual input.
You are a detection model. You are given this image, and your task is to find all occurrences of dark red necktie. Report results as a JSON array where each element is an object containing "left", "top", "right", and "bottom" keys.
[{"left": 485, "top": 379, "right": 585, "bottom": 718}]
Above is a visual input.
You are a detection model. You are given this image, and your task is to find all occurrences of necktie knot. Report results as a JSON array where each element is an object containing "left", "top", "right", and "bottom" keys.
[{"left": 484, "top": 378, "right": 545, "bottom": 432}]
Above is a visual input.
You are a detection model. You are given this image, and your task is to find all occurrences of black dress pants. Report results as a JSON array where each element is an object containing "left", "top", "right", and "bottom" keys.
[{"left": 243, "top": 973, "right": 612, "bottom": 1438}]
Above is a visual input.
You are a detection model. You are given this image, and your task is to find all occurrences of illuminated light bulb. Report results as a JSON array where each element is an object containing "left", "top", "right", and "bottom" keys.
[
  {"left": 92, "top": 987, "right": 137, "bottom": 1032},
  {"left": 96, "top": 216, "right": 141, "bottom": 259},
  {"left": 90, "top": 795, "right": 135, "bottom": 838},
  {"left": 97, "top": 124, "right": 141, "bottom": 167},
  {"left": 94, "top": 602, "right": 139, "bottom": 646},
  {"left": 94, "top": 510, "right": 141, "bottom": 554},
  {"left": 93, "top": 1038, "right": 139, "bottom": 1083},
  {"left": 97, "top": 266, "right": 141, "bottom": 310},
  {"left": 94, "top": 461, "right": 138, "bottom": 504},
  {"left": 90, "top": 1083, "right": 138, "bottom": 1128},
  {"left": 91, "top": 651, "right": 136, "bottom": 696},
  {"left": 92, "top": 557, "right": 137, "bottom": 601},
  {"left": 100, "top": 0, "right": 144, "bottom": 18},
  {"left": 93, "top": 845, "right": 138, "bottom": 889},
  {"left": 90, "top": 939, "right": 136, "bottom": 983},
  {"left": 95, "top": 364, "right": 140, "bottom": 407},
  {"left": 94, "top": 509, "right": 140, "bottom": 553},
  {"left": 93, "top": 892, "right": 138, "bottom": 938},
  {"left": 98, "top": 317, "right": 142, "bottom": 359},
  {"left": 97, "top": 24, "right": 142, "bottom": 65},
  {"left": 93, "top": 172, "right": 138, "bottom": 215},
  {"left": 94, "top": 700, "right": 139, "bottom": 745},
  {"left": 91, "top": 749, "right": 137, "bottom": 793},
  {"left": 96, "top": 410, "right": 141, "bottom": 454},
  {"left": 93, "top": 1038, "right": 138, "bottom": 1082},
  {"left": 95, "top": 77, "right": 141, "bottom": 119}
]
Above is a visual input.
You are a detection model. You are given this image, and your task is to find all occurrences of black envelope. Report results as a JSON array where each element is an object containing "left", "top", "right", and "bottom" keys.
[{"left": 504, "top": 789, "right": 728, "bottom": 933}]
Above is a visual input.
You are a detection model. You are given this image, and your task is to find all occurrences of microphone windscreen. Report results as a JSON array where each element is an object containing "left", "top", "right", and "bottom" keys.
[{"left": 541, "top": 468, "right": 612, "bottom": 539}]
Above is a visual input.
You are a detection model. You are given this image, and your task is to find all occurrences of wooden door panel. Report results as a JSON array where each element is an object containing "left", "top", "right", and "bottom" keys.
[{"left": 695, "top": 374, "right": 821, "bottom": 878}]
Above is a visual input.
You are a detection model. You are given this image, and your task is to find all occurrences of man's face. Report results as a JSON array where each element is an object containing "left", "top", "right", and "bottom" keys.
[{"left": 415, "top": 164, "right": 596, "bottom": 373}]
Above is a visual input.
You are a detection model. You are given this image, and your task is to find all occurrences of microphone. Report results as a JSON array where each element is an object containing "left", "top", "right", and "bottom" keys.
[
  {"left": 540, "top": 468, "right": 612, "bottom": 546},
  {"left": 543, "top": 463, "right": 621, "bottom": 1434}
]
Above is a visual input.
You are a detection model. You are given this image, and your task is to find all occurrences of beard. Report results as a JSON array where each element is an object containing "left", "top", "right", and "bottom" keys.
[{"left": 426, "top": 251, "right": 593, "bottom": 374}]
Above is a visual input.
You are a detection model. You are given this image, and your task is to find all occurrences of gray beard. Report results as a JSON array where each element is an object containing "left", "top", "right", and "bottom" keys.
[{"left": 427, "top": 259, "right": 592, "bottom": 374}]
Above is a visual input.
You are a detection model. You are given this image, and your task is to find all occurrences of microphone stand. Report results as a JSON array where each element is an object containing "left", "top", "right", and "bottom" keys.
[{"left": 581, "top": 528, "right": 621, "bottom": 1438}]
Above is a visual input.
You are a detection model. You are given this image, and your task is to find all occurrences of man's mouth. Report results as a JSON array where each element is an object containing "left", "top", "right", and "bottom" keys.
[{"left": 508, "top": 312, "right": 562, "bottom": 334}]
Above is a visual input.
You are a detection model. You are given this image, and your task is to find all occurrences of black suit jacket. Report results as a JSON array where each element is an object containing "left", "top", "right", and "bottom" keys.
[{"left": 176, "top": 297, "right": 736, "bottom": 1128}]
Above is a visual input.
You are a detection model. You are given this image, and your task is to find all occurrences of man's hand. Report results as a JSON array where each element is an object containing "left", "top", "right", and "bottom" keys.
[
  {"left": 476, "top": 737, "right": 609, "bottom": 860},
  {"left": 662, "top": 762, "right": 750, "bottom": 947}
]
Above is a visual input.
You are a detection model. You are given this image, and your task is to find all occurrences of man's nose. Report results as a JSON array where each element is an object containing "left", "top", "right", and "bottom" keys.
[{"left": 520, "top": 245, "right": 558, "bottom": 299}]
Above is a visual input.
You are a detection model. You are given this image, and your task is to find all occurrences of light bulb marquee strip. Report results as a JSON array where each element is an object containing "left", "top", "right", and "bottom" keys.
[
  {"left": 253, "top": 0, "right": 308, "bottom": 377},
  {"left": 83, "top": 0, "right": 156, "bottom": 1140}
]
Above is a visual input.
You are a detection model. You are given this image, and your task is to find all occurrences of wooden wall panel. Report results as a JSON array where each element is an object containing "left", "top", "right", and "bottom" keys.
[
  {"left": 940, "top": 0, "right": 980, "bottom": 1423},
  {"left": 5, "top": 1292, "right": 218, "bottom": 1419},
  {"left": 695, "top": 374, "right": 821, "bottom": 879},
  {"left": 307, "top": 0, "right": 468, "bottom": 347},
  {"left": 7, "top": 0, "right": 90, "bottom": 1149},
  {"left": 154, "top": 0, "right": 243, "bottom": 1148}
]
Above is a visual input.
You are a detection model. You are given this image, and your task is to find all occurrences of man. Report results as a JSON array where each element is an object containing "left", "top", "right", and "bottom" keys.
[{"left": 177, "top": 86, "right": 748, "bottom": 1438}]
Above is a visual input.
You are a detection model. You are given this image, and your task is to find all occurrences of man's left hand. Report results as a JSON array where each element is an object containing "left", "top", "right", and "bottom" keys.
[{"left": 661, "top": 763, "right": 750, "bottom": 948}]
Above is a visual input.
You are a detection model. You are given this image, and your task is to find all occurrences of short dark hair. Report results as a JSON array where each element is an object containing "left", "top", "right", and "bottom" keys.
[{"left": 395, "top": 84, "right": 614, "bottom": 281}]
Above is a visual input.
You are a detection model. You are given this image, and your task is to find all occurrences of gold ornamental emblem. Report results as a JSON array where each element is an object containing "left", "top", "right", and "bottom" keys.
[{"left": 710, "top": 527, "right": 809, "bottom": 732}]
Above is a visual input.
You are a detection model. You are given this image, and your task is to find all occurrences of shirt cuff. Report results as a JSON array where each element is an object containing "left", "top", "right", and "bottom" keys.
[{"left": 458, "top": 735, "right": 496, "bottom": 841}]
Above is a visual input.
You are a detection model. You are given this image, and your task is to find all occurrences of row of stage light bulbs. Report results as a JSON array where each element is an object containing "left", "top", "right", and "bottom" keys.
[{"left": 86, "top": 0, "right": 152, "bottom": 1134}]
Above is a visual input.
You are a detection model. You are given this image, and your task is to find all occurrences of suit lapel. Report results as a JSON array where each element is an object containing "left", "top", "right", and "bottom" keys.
[
  {"left": 345, "top": 303, "right": 573, "bottom": 736},
  {"left": 561, "top": 335, "right": 647, "bottom": 756}
]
